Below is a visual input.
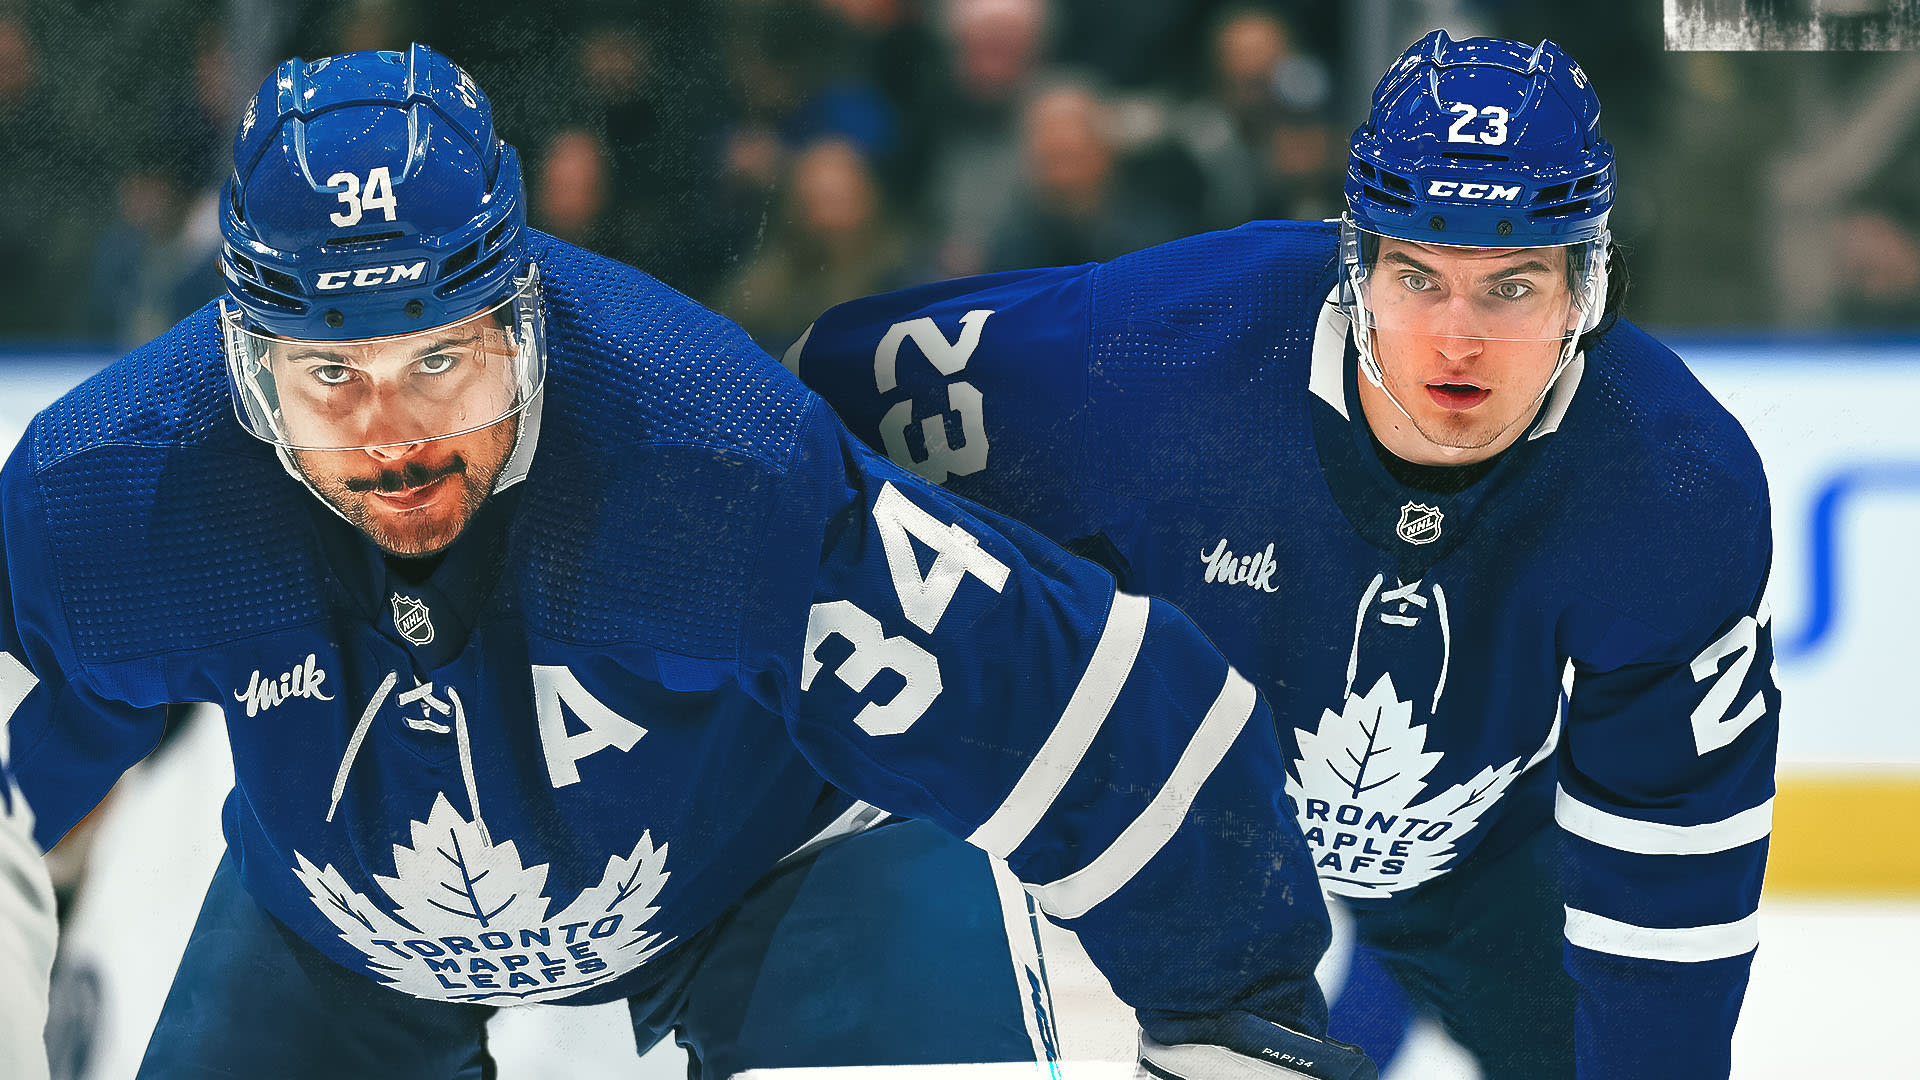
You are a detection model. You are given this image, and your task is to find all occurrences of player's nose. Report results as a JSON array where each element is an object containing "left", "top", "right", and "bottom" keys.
[
  {"left": 1430, "top": 296, "right": 1487, "bottom": 361},
  {"left": 1433, "top": 334, "right": 1484, "bottom": 363},
  {"left": 355, "top": 382, "right": 430, "bottom": 459},
  {"left": 361, "top": 438, "right": 424, "bottom": 463}
]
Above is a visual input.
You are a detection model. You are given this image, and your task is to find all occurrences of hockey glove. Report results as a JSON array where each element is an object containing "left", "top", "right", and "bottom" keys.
[{"left": 1138, "top": 1011, "right": 1376, "bottom": 1080}]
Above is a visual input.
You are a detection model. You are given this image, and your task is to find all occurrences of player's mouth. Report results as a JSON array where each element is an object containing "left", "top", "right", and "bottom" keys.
[
  {"left": 367, "top": 472, "right": 456, "bottom": 512},
  {"left": 1425, "top": 381, "right": 1491, "bottom": 411},
  {"left": 345, "top": 455, "right": 467, "bottom": 511}
]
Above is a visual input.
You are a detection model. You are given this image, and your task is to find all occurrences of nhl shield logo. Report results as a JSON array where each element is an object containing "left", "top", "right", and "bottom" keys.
[
  {"left": 1396, "top": 502, "right": 1443, "bottom": 545},
  {"left": 390, "top": 593, "right": 435, "bottom": 646}
]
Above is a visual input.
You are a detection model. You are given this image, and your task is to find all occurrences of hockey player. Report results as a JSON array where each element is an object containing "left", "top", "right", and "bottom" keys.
[
  {"left": 0, "top": 46, "right": 1374, "bottom": 1080},
  {"left": 788, "top": 31, "right": 1778, "bottom": 1080}
]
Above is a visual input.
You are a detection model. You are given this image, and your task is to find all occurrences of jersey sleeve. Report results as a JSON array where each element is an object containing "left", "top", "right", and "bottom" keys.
[
  {"left": 740, "top": 398, "right": 1337, "bottom": 1043},
  {"left": 783, "top": 264, "right": 1100, "bottom": 541},
  {"left": 1554, "top": 478, "right": 1779, "bottom": 1079},
  {"left": 2, "top": 433, "right": 170, "bottom": 849}
]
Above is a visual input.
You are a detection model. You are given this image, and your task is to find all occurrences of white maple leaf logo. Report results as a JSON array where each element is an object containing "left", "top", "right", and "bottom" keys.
[
  {"left": 293, "top": 793, "right": 676, "bottom": 1003},
  {"left": 1286, "top": 673, "right": 1523, "bottom": 898},
  {"left": 375, "top": 797, "right": 553, "bottom": 935}
]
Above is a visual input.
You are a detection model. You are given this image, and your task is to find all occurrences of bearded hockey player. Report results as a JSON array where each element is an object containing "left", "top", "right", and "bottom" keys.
[
  {"left": 0, "top": 46, "right": 1374, "bottom": 1080},
  {"left": 789, "top": 31, "right": 1779, "bottom": 1080}
]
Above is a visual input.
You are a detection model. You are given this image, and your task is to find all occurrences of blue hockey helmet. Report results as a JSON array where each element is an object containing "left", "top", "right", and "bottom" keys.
[
  {"left": 219, "top": 44, "right": 545, "bottom": 451},
  {"left": 1340, "top": 32, "right": 1614, "bottom": 396},
  {"left": 1346, "top": 30, "right": 1613, "bottom": 249}
]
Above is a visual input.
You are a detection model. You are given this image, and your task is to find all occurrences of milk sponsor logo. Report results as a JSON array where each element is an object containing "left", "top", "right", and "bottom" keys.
[
  {"left": 1199, "top": 537, "right": 1280, "bottom": 593},
  {"left": 233, "top": 653, "right": 335, "bottom": 718},
  {"left": 294, "top": 793, "right": 675, "bottom": 1003}
]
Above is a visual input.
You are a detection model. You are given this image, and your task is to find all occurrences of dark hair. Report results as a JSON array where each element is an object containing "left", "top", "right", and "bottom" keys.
[{"left": 1575, "top": 239, "right": 1630, "bottom": 354}]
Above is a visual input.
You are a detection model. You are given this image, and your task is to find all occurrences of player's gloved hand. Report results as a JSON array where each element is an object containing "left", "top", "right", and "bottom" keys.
[{"left": 1137, "top": 1011, "right": 1377, "bottom": 1080}]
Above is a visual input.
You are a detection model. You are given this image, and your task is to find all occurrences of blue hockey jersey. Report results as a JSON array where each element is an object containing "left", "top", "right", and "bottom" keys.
[
  {"left": 0, "top": 234, "right": 1339, "bottom": 1042},
  {"left": 789, "top": 220, "right": 1780, "bottom": 1079}
]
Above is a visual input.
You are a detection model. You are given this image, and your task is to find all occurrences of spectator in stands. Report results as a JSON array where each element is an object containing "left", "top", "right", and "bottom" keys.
[
  {"left": 1196, "top": 6, "right": 1340, "bottom": 225},
  {"left": 533, "top": 129, "right": 618, "bottom": 252},
  {"left": 1836, "top": 205, "right": 1920, "bottom": 325},
  {"left": 984, "top": 80, "right": 1190, "bottom": 271},
  {"left": 0, "top": 13, "right": 76, "bottom": 339},
  {"left": 84, "top": 168, "right": 223, "bottom": 349},
  {"left": 517, "top": 12, "right": 740, "bottom": 298},
  {"left": 721, "top": 136, "right": 913, "bottom": 350},
  {"left": 804, "top": 0, "right": 944, "bottom": 207},
  {"left": 924, "top": 0, "right": 1052, "bottom": 276}
]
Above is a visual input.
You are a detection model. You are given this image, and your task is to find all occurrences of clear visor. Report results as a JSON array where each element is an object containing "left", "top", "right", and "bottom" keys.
[
  {"left": 1340, "top": 218, "right": 1608, "bottom": 345},
  {"left": 221, "top": 267, "right": 546, "bottom": 451}
]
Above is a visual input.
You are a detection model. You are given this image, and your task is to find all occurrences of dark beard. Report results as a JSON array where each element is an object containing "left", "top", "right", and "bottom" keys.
[{"left": 296, "top": 418, "right": 517, "bottom": 556}]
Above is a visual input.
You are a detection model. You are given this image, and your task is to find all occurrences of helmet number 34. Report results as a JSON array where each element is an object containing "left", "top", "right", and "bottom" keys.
[
  {"left": 327, "top": 166, "right": 399, "bottom": 227},
  {"left": 1446, "top": 103, "right": 1509, "bottom": 145}
]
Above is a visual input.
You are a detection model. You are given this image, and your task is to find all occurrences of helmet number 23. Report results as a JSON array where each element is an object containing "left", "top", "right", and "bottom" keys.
[
  {"left": 327, "top": 166, "right": 399, "bottom": 227},
  {"left": 1446, "top": 103, "right": 1509, "bottom": 146}
]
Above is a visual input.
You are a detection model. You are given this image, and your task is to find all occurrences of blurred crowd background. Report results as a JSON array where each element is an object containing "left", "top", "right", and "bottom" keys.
[{"left": 1, "top": 0, "right": 1917, "bottom": 356}]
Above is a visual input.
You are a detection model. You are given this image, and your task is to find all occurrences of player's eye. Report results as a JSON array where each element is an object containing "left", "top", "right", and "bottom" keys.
[
  {"left": 1491, "top": 280, "right": 1533, "bottom": 301},
  {"left": 312, "top": 364, "right": 355, "bottom": 386},
  {"left": 1399, "top": 273, "right": 1436, "bottom": 293},
  {"left": 417, "top": 352, "right": 461, "bottom": 376}
]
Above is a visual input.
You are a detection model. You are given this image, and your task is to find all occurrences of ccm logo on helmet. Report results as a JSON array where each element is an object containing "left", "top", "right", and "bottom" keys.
[
  {"left": 315, "top": 262, "right": 428, "bottom": 291},
  {"left": 1426, "top": 181, "right": 1522, "bottom": 202}
]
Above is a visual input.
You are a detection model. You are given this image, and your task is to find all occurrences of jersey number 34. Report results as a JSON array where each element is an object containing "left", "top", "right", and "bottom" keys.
[{"left": 801, "top": 483, "right": 1009, "bottom": 736}]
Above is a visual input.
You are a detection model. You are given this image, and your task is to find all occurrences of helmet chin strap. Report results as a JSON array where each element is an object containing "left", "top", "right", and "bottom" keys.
[{"left": 1352, "top": 322, "right": 1421, "bottom": 428}]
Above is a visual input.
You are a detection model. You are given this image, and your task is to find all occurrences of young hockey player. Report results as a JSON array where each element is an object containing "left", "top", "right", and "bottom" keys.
[{"left": 790, "top": 31, "right": 1779, "bottom": 1080}]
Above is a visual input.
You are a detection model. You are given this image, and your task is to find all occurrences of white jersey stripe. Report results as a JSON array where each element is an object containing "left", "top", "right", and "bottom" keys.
[
  {"left": 778, "top": 321, "right": 813, "bottom": 374},
  {"left": 1563, "top": 906, "right": 1760, "bottom": 963},
  {"left": 987, "top": 859, "right": 1061, "bottom": 1069},
  {"left": 968, "top": 591, "right": 1151, "bottom": 859},
  {"left": 0, "top": 775, "right": 53, "bottom": 1080},
  {"left": 1555, "top": 785, "right": 1773, "bottom": 855},
  {"left": 1027, "top": 667, "right": 1257, "bottom": 921},
  {"left": 0, "top": 653, "right": 40, "bottom": 767}
]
